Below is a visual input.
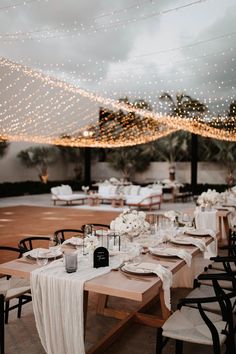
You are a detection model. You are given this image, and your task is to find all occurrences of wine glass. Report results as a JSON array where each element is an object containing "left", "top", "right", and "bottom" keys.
[
  {"left": 36, "top": 250, "right": 49, "bottom": 266},
  {"left": 48, "top": 235, "right": 61, "bottom": 260}
]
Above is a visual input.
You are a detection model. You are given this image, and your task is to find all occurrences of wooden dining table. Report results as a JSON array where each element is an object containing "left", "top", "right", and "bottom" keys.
[{"left": 0, "top": 236, "right": 214, "bottom": 354}]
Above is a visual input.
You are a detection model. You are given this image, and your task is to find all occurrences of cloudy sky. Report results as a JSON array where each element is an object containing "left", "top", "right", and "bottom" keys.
[{"left": 0, "top": 0, "right": 236, "bottom": 123}]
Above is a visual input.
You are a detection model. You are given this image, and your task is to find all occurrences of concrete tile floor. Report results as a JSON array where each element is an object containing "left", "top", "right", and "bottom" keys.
[{"left": 0, "top": 193, "right": 196, "bottom": 213}]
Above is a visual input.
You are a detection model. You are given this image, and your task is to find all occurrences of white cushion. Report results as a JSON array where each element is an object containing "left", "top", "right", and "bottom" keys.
[
  {"left": 126, "top": 194, "right": 161, "bottom": 205},
  {"left": 51, "top": 187, "right": 60, "bottom": 196},
  {"left": 60, "top": 185, "right": 73, "bottom": 195},
  {"left": 109, "top": 185, "right": 118, "bottom": 195},
  {"left": 139, "top": 187, "right": 152, "bottom": 196},
  {"left": 98, "top": 185, "right": 111, "bottom": 196},
  {"left": 129, "top": 185, "right": 140, "bottom": 195},
  {"left": 126, "top": 196, "right": 150, "bottom": 205},
  {"left": 122, "top": 185, "right": 131, "bottom": 195}
]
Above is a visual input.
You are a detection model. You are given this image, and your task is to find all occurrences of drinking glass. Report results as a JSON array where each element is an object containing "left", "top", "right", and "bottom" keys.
[
  {"left": 49, "top": 235, "right": 61, "bottom": 259},
  {"left": 36, "top": 250, "right": 49, "bottom": 266},
  {"left": 64, "top": 251, "right": 78, "bottom": 273}
]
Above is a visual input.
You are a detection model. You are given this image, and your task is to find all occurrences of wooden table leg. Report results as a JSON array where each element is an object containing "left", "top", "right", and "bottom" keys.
[
  {"left": 84, "top": 290, "right": 89, "bottom": 334},
  {"left": 96, "top": 294, "right": 108, "bottom": 315}
]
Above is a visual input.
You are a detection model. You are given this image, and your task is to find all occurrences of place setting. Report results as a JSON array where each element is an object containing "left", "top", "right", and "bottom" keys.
[
  {"left": 148, "top": 244, "right": 192, "bottom": 267},
  {"left": 21, "top": 248, "right": 63, "bottom": 265}
]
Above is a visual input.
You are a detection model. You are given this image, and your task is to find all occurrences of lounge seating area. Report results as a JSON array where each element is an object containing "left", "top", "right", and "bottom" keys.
[
  {"left": 50, "top": 185, "right": 87, "bottom": 206},
  {"left": 51, "top": 182, "right": 163, "bottom": 210}
]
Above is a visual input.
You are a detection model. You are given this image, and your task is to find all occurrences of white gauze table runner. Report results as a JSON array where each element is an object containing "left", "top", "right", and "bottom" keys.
[
  {"left": 194, "top": 208, "right": 218, "bottom": 232},
  {"left": 30, "top": 260, "right": 110, "bottom": 354}
]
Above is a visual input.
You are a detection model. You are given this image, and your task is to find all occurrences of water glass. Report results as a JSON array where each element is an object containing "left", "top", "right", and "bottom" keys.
[
  {"left": 36, "top": 250, "right": 49, "bottom": 266},
  {"left": 64, "top": 251, "right": 78, "bottom": 273}
]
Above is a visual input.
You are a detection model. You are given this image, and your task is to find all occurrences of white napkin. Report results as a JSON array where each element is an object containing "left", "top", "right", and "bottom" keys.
[
  {"left": 124, "top": 262, "right": 172, "bottom": 310},
  {"left": 23, "top": 248, "right": 59, "bottom": 258},
  {"left": 171, "top": 236, "right": 206, "bottom": 252},
  {"left": 149, "top": 247, "right": 192, "bottom": 267},
  {"left": 184, "top": 227, "right": 215, "bottom": 238},
  {"left": 63, "top": 237, "right": 84, "bottom": 246}
]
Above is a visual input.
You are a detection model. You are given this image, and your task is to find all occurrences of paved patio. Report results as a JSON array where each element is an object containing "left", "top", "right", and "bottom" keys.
[{"left": 0, "top": 193, "right": 196, "bottom": 213}]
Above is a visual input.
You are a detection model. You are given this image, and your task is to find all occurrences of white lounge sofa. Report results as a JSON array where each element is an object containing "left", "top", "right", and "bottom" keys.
[
  {"left": 97, "top": 184, "right": 122, "bottom": 203},
  {"left": 125, "top": 186, "right": 162, "bottom": 211},
  {"left": 97, "top": 183, "right": 162, "bottom": 210},
  {"left": 51, "top": 185, "right": 86, "bottom": 206}
]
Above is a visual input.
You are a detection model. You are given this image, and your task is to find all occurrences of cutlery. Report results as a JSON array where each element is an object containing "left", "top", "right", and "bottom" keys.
[
  {"left": 111, "top": 262, "right": 126, "bottom": 271},
  {"left": 17, "top": 257, "right": 35, "bottom": 264}
]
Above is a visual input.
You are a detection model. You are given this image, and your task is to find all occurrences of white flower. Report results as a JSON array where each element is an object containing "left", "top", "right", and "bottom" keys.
[
  {"left": 197, "top": 189, "right": 220, "bottom": 206},
  {"left": 110, "top": 209, "right": 150, "bottom": 236},
  {"left": 164, "top": 210, "right": 178, "bottom": 222},
  {"left": 84, "top": 235, "right": 99, "bottom": 252}
]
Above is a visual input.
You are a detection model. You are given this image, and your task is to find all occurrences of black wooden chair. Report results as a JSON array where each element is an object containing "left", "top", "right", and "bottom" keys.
[
  {"left": 18, "top": 236, "right": 50, "bottom": 253},
  {"left": 156, "top": 274, "right": 236, "bottom": 354},
  {"left": 0, "top": 293, "right": 4, "bottom": 354},
  {"left": 0, "top": 246, "right": 31, "bottom": 324},
  {"left": 54, "top": 229, "right": 84, "bottom": 243}
]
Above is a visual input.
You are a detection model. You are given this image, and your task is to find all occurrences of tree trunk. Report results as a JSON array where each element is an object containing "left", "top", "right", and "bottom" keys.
[{"left": 84, "top": 147, "right": 91, "bottom": 186}]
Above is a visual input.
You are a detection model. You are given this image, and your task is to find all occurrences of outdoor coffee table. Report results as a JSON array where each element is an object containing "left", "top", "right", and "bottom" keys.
[
  {"left": 87, "top": 194, "right": 101, "bottom": 206},
  {"left": 111, "top": 197, "right": 125, "bottom": 208}
]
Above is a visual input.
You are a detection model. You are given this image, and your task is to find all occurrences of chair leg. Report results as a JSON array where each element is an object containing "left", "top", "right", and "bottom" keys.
[
  {"left": 0, "top": 294, "right": 4, "bottom": 354},
  {"left": 175, "top": 340, "right": 183, "bottom": 354},
  {"left": 156, "top": 328, "right": 163, "bottom": 354},
  {"left": 17, "top": 297, "right": 23, "bottom": 318},
  {"left": 4, "top": 300, "right": 9, "bottom": 324}
]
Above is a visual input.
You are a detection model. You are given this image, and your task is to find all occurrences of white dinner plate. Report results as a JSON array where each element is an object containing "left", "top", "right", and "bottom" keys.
[
  {"left": 26, "top": 248, "right": 63, "bottom": 259},
  {"left": 184, "top": 229, "right": 209, "bottom": 237},
  {"left": 121, "top": 263, "right": 153, "bottom": 275},
  {"left": 170, "top": 237, "right": 193, "bottom": 246},
  {"left": 149, "top": 248, "right": 178, "bottom": 258},
  {"left": 64, "top": 237, "right": 84, "bottom": 246}
]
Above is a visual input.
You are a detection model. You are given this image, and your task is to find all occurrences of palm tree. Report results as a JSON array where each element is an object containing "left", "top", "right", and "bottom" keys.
[
  {"left": 18, "top": 146, "right": 58, "bottom": 183},
  {"left": 107, "top": 145, "right": 152, "bottom": 181},
  {"left": 159, "top": 92, "right": 207, "bottom": 190}
]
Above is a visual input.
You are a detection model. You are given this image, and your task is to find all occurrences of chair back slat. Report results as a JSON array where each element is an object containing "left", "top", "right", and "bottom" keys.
[{"left": 18, "top": 236, "right": 50, "bottom": 252}]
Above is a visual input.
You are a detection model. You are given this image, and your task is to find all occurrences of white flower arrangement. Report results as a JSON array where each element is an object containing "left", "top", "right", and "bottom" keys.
[
  {"left": 83, "top": 235, "right": 99, "bottom": 253},
  {"left": 110, "top": 208, "right": 150, "bottom": 236},
  {"left": 197, "top": 189, "right": 221, "bottom": 206},
  {"left": 164, "top": 210, "right": 179, "bottom": 222}
]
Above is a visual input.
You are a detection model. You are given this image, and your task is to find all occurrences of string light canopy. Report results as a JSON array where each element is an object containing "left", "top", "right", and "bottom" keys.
[{"left": 0, "top": 57, "right": 235, "bottom": 148}]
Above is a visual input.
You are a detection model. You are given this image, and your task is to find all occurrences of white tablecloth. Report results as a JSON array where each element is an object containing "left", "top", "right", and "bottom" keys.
[
  {"left": 30, "top": 258, "right": 110, "bottom": 354},
  {"left": 194, "top": 208, "right": 218, "bottom": 232}
]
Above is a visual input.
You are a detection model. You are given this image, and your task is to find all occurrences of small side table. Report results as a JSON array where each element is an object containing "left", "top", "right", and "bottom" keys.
[
  {"left": 87, "top": 195, "right": 101, "bottom": 206},
  {"left": 111, "top": 198, "right": 125, "bottom": 208}
]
